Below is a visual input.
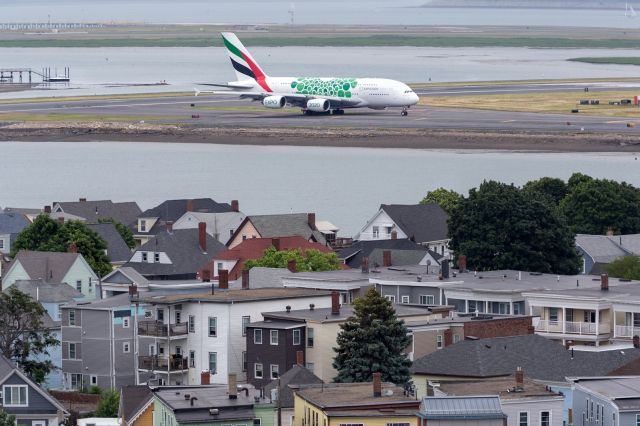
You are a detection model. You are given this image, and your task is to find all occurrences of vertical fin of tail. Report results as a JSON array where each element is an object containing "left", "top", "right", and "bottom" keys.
[{"left": 221, "top": 32, "right": 269, "bottom": 88}]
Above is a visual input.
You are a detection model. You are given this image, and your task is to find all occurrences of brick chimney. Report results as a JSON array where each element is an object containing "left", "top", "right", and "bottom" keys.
[
  {"left": 68, "top": 242, "right": 77, "bottom": 253},
  {"left": 231, "top": 200, "right": 239, "bottom": 212},
  {"left": 515, "top": 366, "right": 524, "bottom": 388},
  {"left": 186, "top": 199, "right": 194, "bottom": 212},
  {"left": 272, "top": 238, "right": 281, "bottom": 251},
  {"left": 228, "top": 373, "right": 237, "bottom": 399},
  {"left": 44, "top": 205, "right": 51, "bottom": 214},
  {"left": 458, "top": 255, "right": 467, "bottom": 273},
  {"left": 201, "top": 371, "right": 210, "bottom": 385},
  {"left": 361, "top": 256, "right": 369, "bottom": 273},
  {"left": 202, "top": 269, "right": 211, "bottom": 282},
  {"left": 198, "top": 222, "right": 207, "bottom": 252},
  {"left": 307, "top": 213, "right": 316, "bottom": 229},
  {"left": 296, "top": 350, "right": 304, "bottom": 366},
  {"left": 443, "top": 329, "right": 453, "bottom": 347},
  {"left": 219, "top": 269, "right": 229, "bottom": 290},
  {"left": 382, "top": 250, "right": 392, "bottom": 267},
  {"left": 331, "top": 291, "right": 340, "bottom": 315},
  {"left": 166, "top": 221, "right": 173, "bottom": 233},
  {"left": 633, "top": 335, "right": 640, "bottom": 348},
  {"left": 390, "top": 230, "right": 397, "bottom": 240},
  {"left": 287, "top": 259, "right": 297, "bottom": 273},
  {"left": 58, "top": 217, "right": 65, "bottom": 225},
  {"left": 241, "top": 269, "right": 250, "bottom": 289},
  {"left": 601, "top": 273, "right": 609, "bottom": 291},
  {"left": 527, "top": 325, "right": 535, "bottom": 335},
  {"left": 372, "top": 372, "right": 382, "bottom": 397}
]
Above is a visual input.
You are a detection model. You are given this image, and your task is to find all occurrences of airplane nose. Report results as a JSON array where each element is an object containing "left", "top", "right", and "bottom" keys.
[{"left": 411, "top": 93, "right": 419, "bottom": 104}]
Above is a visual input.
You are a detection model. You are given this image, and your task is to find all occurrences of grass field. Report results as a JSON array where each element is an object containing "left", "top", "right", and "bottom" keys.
[
  {"left": 569, "top": 57, "right": 640, "bottom": 66},
  {"left": 422, "top": 90, "right": 640, "bottom": 117}
]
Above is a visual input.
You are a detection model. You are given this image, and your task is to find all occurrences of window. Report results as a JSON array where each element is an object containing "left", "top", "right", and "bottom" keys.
[
  {"left": 453, "top": 334, "right": 460, "bottom": 344},
  {"left": 386, "top": 423, "right": 409, "bottom": 426},
  {"left": 69, "top": 343, "right": 77, "bottom": 359},
  {"left": 175, "top": 311, "right": 181, "bottom": 324},
  {"left": 154, "top": 253, "right": 160, "bottom": 263},
  {"left": 340, "top": 424, "right": 363, "bottom": 426},
  {"left": 188, "top": 315, "right": 195, "bottom": 333},
  {"left": 123, "top": 342, "right": 130, "bottom": 353},
  {"left": 372, "top": 226, "right": 379, "bottom": 238},
  {"left": 293, "top": 329, "right": 302, "bottom": 345},
  {"left": 549, "top": 308, "right": 559, "bottom": 323},
  {"left": 306, "top": 362, "right": 314, "bottom": 372},
  {"left": 401, "top": 295, "right": 410, "bottom": 304},
  {"left": 140, "top": 220, "right": 146, "bottom": 232},
  {"left": 189, "top": 350, "right": 196, "bottom": 368},
  {"left": 636, "top": 414, "right": 640, "bottom": 426},
  {"left": 419, "top": 295, "right": 434, "bottom": 305},
  {"left": 540, "top": 411, "right": 550, "bottom": 426},
  {"left": 141, "top": 252, "right": 148, "bottom": 262},
  {"left": 254, "top": 363, "right": 263, "bottom": 379},
  {"left": 123, "top": 317, "right": 130, "bottom": 328},
  {"left": 208, "top": 352, "right": 217, "bottom": 373},
  {"left": 76, "top": 280, "right": 82, "bottom": 292},
  {"left": 3, "top": 385, "right": 27, "bottom": 406},
  {"left": 69, "top": 310, "right": 76, "bottom": 326},
  {"left": 518, "top": 412, "right": 528, "bottom": 426},
  {"left": 0, "top": 239, "right": 4, "bottom": 250},
  {"left": 436, "top": 335, "right": 443, "bottom": 349},
  {"left": 156, "top": 309, "right": 164, "bottom": 323},
  {"left": 217, "top": 262, "right": 223, "bottom": 271},
  {"left": 149, "top": 344, "right": 157, "bottom": 356},
  {"left": 242, "top": 316, "right": 251, "bottom": 336},
  {"left": 584, "top": 310, "right": 596, "bottom": 323},
  {"left": 253, "top": 419, "right": 262, "bottom": 426},
  {"left": 175, "top": 346, "right": 182, "bottom": 356},
  {"left": 385, "top": 295, "right": 396, "bottom": 302},
  {"left": 242, "top": 351, "right": 247, "bottom": 372},
  {"left": 254, "top": 329, "right": 263, "bottom": 344},
  {"left": 90, "top": 375, "right": 98, "bottom": 386},
  {"left": 307, "top": 328, "right": 314, "bottom": 347},
  {"left": 270, "top": 330, "right": 279, "bottom": 345},
  {"left": 271, "top": 364, "right": 279, "bottom": 379},
  {"left": 208, "top": 317, "right": 217, "bottom": 337}
]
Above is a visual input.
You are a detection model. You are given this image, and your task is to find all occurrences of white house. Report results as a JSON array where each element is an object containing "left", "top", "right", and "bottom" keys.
[{"left": 172, "top": 211, "right": 246, "bottom": 245}]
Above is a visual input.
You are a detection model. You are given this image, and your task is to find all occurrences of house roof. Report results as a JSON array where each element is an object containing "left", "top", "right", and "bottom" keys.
[
  {"left": 0, "top": 212, "right": 29, "bottom": 235},
  {"left": 295, "top": 382, "right": 417, "bottom": 408},
  {"left": 123, "top": 229, "right": 225, "bottom": 277},
  {"left": 247, "top": 267, "right": 292, "bottom": 289},
  {"left": 380, "top": 203, "right": 449, "bottom": 243},
  {"left": 120, "top": 385, "right": 154, "bottom": 425},
  {"left": 140, "top": 198, "right": 233, "bottom": 221},
  {"left": 419, "top": 396, "right": 505, "bottom": 420},
  {"left": 139, "top": 287, "right": 330, "bottom": 304},
  {"left": 263, "top": 304, "right": 433, "bottom": 323},
  {"left": 7, "top": 250, "right": 88, "bottom": 284},
  {"left": 338, "top": 239, "right": 434, "bottom": 268},
  {"left": 102, "top": 266, "right": 150, "bottom": 287},
  {"left": 63, "top": 292, "right": 133, "bottom": 310},
  {"left": 236, "top": 213, "right": 327, "bottom": 246},
  {"left": 411, "top": 334, "right": 640, "bottom": 382},
  {"left": 54, "top": 200, "right": 141, "bottom": 226},
  {"left": 214, "top": 236, "right": 333, "bottom": 280},
  {"left": 576, "top": 234, "right": 631, "bottom": 264},
  {"left": 264, "top": 365, "right": 323, "bottom": 408},
  {"left": 12, "top": 279, "right": 83, "bottom": 303},
  {"left": 87, "top": 223, "right": 132, "bottom": 263},
  {"left": 437, "top": 376, "right": 563, "bottom": 400}
]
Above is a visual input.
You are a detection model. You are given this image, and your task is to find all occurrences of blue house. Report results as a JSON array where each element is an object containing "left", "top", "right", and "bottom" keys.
[{"left": 572, "top": 376, "right": 640, "bottom": 426}]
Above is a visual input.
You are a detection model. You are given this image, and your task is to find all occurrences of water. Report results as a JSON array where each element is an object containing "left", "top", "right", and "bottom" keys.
[
  {"left": 1, "top": 0, "right": 639, "bottom": 27},
  {"left": 4, "top": 46, "right": 640, "bottom": 99},
  {"left": 2, "top": 142, "right": 639, "bottom": 236}
]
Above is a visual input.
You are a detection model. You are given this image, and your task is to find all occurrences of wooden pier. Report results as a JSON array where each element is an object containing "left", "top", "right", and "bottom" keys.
[{"left": 0, "top": 67, "right": 70, "bottom": 84}]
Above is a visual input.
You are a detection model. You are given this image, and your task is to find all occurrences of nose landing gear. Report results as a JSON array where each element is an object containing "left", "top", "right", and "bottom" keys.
[{"left": 401, "top": 107, "right": 408, "bottom": 116}]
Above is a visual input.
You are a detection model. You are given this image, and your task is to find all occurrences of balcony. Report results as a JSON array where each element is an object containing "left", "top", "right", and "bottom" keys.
[
  {"left": 614, "top": 325, "right": 640, "bottom": 338},
  {"left": 536, "top": 320, "right": 609, "bottom": 335},
  {"left": 138, "top": 355, "right": 188, "bottom": 372},
  {"left": 138, "top": 320, "right": 188, "bottom": 337}
]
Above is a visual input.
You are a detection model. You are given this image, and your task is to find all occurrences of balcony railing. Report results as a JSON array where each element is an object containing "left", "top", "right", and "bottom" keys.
[
  {"left": 138, "top": 320, "right": 188, "bottom": 337},
  {"left": 536, "top": 320, "right": 608, "bottom": 335},
  {"left": 138, "top": 355, "right": 188, "bottom": 371},
  {"left": 613, "top": 325, "right": 640, "bottom": 338}
]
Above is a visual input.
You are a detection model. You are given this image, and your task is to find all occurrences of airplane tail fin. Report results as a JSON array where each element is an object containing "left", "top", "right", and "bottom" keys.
[{"left": 221, "top": 32, "right": 269, "bottom": 82}]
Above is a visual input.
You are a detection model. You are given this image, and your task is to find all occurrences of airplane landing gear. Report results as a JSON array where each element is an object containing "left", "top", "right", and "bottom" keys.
[
  {"left": 332, "top": 109, "right": 345, "bottom": 115},
  {"left": 401, "top": 107, "right": 408, "bottom": 116}
]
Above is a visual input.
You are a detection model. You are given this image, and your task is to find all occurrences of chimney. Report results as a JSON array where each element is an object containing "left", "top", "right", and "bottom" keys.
[
  {"left": 219, "top": 269, "right": 229, "bottom": 290},
  {"left": 79, "top": 198, "right": 86, "bottom": 202},
  {"left": 68, "top": 242, "right": 77, "bottom": 253},
  {"left": 241, "top": 269, "right": 250, "bottom": 289},
  {"left": 372, "top": 372, "right": 382, "bottom": 397},
  {"left": 390, "top": 230, "right": 397, "bottom": 240},
  {"left": 202, "top": 269, "right": 211, "bottom": 283},
  {"left": 287, "top": 259, "right": 297, "bottom": 273},
  {"left": 361, "top": 257, "right": 369, "bottom": 273},
  {"left": 272, "top": 238, "right": 281, "bottom": 251},
  {"left": 307, "top": 213, "right": 316, "bottom": 229},
  {"left": 382, "top": 250, "right": 392, "bottom": 267},
  {"left": 231, "top": 200, "right": 239, "bottom": 212},
  {"left": 606, "top": 227, "right": 614, "bottom": 236},
  {"left": 443, "top": 329, "right": 453, "bottom": 347},
  {"left": 458, "top": 255, "right": 467, "bottom": 273},
  {"left": 44, "top": 205, "right": 51, "bottom": 214},
  {"left": 331, "top": 291, "right": 340, "bottom": 315},
  {"left": 441, "top": 261, "right": 450, "bottom": 279},
  {"left": 601, "top": 273, "right": 609, "bottom": 291},
  {"left": 633, "top": 335, "right": 640, "bottom": 348},
  {"left": 296, "top": 350, "right": 304, "bottom": 366},
  {"left": 527, "top": 325, "right": 535, "bottom": 335},
  {"left": 186, "top": 199, "right": 194, "bottom": 212},
  {"left": 199, "top": 222, "right": 207, "bottom": 252},
  {"left": 201, "top": 371, "right": 210, "bottom": 385},
  {"left": 515, "top": 366, "right": 524, "bottom": 388},
  {"left": 58, "top": 217, "right": 65, "bottom": 225},
  {"left": 166, "top": 221, "right": 173, "bottom": 233},
  {"left": 228, "top": 373, "right": 238, "bottom": 399}
]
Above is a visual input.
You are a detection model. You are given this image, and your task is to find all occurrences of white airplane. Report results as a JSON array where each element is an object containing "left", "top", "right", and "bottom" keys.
[{"left": 196, "top": 32, "right": 420, "bottom": 116}]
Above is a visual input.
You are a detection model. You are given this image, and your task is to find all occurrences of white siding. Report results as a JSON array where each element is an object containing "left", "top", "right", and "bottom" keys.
[
  {"left": 502, "top": 398, "right": 564, "bottom": 426},
  {"left": 356, "top": 210, "right": 407, "bottom": 241}
]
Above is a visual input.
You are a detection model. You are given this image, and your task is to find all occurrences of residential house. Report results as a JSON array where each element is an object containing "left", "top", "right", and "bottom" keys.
[
  {"left": 87, "top": 223, "right": 133, "bottom": 267},
  {"left": 135, "top": 288, "right": 332, "bottom": 386},
  {"left": 100, "top": 266, "right": 214, "bottom": 298},
  {"left": 133, "top": 198, "right": 236, "bottom": 246},
  {"left": 60, "top": 293, "right": 145, "bottom": 391},
  {"left": 338, "top": 238, "right": 441, "bottom": 269},
  {"left": 293, "top": 375, "right": 420, "bottom": 426},
  {"left": 571, "top": 376, "right": 640, "bottom": 426},
  {"left": 0, "top": 211, "right": 29, "bottom": 255},
  {"left": 12, "top": 279, "right": 84, "bottom": 389},
  {"left": 2, "top": 250, "right": 99, "bottom": 300},
  {"left": 576, "top": 233, "right": 640, "bottom": 275},
  {"left": 315, "top": 220, "right": 340, "bottom": 248},
  {"left": 418, "top": 396, "right": 505, "bottom": 426},
  {"left": 0, "top": 354, "right": 68, "bottom": 425},
  {"left": 227, "top": 213, "right": 327, "bottom": 249},
  {"left": 434, "top": 373, "right": 564, "bottom": 426},
  {"left": 173, "top": 210, "right": 246, "bottom": 245},
  {"left": 282, "top": 269, "right": 372, "bottom": 305},
  {"left": 123, "top": 224, "right": 225, "bottom": 280},
  {"left": 263, "top": 365, "right": 323, "bottom": 426},
  {"left": 52, "top": 198, "right": 141, "bottom": 225},
  {"left": 354, "top": 203, "right": 449, "bottom": 256},
  {"left": 120, "top": 385, "right": 154, "bottom": 426}
]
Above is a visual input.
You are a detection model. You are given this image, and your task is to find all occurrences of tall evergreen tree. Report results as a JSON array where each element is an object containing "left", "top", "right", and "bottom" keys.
[{"left": 333, "top": 288, "right": 411, "bottom": 385}]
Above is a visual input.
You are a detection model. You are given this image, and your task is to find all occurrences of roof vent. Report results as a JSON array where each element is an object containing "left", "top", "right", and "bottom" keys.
[
  {"left": 209, "top": 408, "right": 219, "bottom": 416},
  {"left": 184, "top": 394, "right": 190, "bottom": 400},
  {"left": 382, "top": 389, "right": 394, "bottom": 396}
]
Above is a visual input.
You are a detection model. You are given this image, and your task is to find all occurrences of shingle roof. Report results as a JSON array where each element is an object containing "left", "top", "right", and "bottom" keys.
[
  {"left": 87, "top": 223, "right": 132, "bottom": 263},
  {"left": 411, "top": 334, "right": 640, "bottom": 382},
  {"left": 243, "top": 214, "right": 327, "bottom": 246},
  {"left": 576, "top": 234, "right": 630, "bottom": 264},
  {"left": 338, "top": 239, "right": 429, "bottom": 268},
  {"left": 120, "top": 385, "right": 153, "bottom": 425},
  {"left": 12, "top": 279, "right": 83, "bottom": 303},
  {"left": 173, "top": 211, "right": 246, "bottom": 245},
  {"left": 7, "top": 251, "right": 85, "bottom": 284},
  {"left": 0, "top": 354, "right": 16, "bottom": 380},
  {"left": 140, "top": 199, "right": 233, "bottom": 221},
  {"left": 264, "top": 365, "right": 323, "bottom": 408},
  {"left": 55, "top": 200, "right": 141, "bottom": 226},
  {"left": 368, "top": 248, "right": 428, "bottom": 267},
  {"left": 0, "top": 212, "right": 29, "bottom": 235},
  {"left": 420, "top": 396, "right": 505, "bottom": 420},
  {"left": 381, "top": 204, "right": 449, "bottom": 243},
  {"left": 295, "top": 382, "right": 417, "bottom": 408}
]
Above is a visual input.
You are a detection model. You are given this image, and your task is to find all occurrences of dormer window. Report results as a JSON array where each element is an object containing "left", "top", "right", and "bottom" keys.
[
  {"left": 154, "top": 253, "right": 160, "bottom": 263},
  {"left": 139, "top": 220, "right": 147, "bottom": 232},
  {"left": 141, "top": 252, "right": 148, "bottom": 262}
]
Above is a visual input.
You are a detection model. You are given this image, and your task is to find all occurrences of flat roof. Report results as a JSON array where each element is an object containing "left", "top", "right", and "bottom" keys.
[
  {"left": 263, "top": 304, "right": 434, "bottom": 323},
  {"left": 406, "top": 313, "right": 532, "bottom": 328},
  {"left": 574, "top": 377, "right": 640, "bottom": 400},
  {"left": 296, "top": 382, "right": 417, "bottom": 408},
  {"left": 247, "top": 320, "right": 305, "bottom": 330},
  {"left": 139, "top": 287, "right": 330, "bottom": 304},
  {"left": 437, "top": 377, "right": 562, "bottom": 400}
]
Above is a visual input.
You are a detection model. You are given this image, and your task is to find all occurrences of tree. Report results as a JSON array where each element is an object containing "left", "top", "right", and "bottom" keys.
[
  {"left": 419, "top": 188, "right": 463, "bottom": 214},
  {"left": 607, "top": 255, "right": 640, "bottom": 280},
  {"left": 95, "top": 389, "right": 119, "bottom": 417},
  {"left": 333, "top": 288, "right": 411, "bottom": 385},
  {"left": 560, "top": 174, "right": 640, "bottom": 235},
  {"left": 98, "top": 217, "right": 136, "bottom": 249},
  {"left": 0, "top": 410, "right": 16, "bottom": 426},
  {"left": 448, "top": 180, "right": 581, "bottom": 274},
  {"left": 11, "top": 215, "right": 112, "bottom": 277},
  {"left": 244, "top": 247, "right": 341, "bottom": 272},
  {"left": 0, "top": 288, "right": 59, "bottom": 384},
  {"left": 522, "top": 177, "right": 568, "bottom": 205}
]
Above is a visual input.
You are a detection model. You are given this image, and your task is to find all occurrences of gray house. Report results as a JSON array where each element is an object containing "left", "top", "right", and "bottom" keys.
[
  {"left": 0, "top": 212, "right": 29, "bottom": 255},
  {"left": 576, "top": 233, "right": 640, "bottom": 274},
  {"left": 418, "top": 396, "right": 506, "bottom": 426},
  {"left": 572, "top": 376, "right": 640, "bottom": 426}
]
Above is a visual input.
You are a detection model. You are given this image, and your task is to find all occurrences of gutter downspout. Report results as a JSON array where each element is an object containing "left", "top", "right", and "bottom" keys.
[{"left": 111, "top": 308, "right": 116, "bottom": 390}]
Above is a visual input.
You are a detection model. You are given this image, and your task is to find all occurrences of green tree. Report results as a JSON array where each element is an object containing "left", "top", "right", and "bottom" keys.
[
  {"left": 419, "top": 188, "right": 463, "bottom": 214},
  {"left": 244, "top": 247, "right": 341, "bottom": 272},
  {"left": 607, "top": 255, "right": 640, "bottom": 280},
  {"left": 333, "top": 288, "right": 411, "bottom": 385},
  {"left": 448, "top": 180, "right": 581, "bottom": 274},
  {"left": 0, "top": 410, "right": 16, "bottom": 426},
  {"left": 0, "top": 288, "right": 59, "bottom": 384},
  {"left": 560, "top": 174, "right": 640, "bottom": 235},
  {"left": 11, "top": 215, "right": 112, "bottom": 277},
  {"left": 523, "top": 177, "right": 568, "bottom": 205},
  {"left": 98, "top": 217, "right": 136, "bottom": 249},
  {"left": 95, "top": 389, "right": 119, "bottom": 417}
]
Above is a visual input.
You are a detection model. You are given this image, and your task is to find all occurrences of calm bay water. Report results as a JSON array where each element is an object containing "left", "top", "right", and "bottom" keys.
[{"left": 1, "top": 142, "right": 639, "bottom": 236}]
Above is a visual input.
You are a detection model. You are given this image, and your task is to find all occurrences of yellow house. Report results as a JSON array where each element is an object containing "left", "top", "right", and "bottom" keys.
[
  {"left": 293, "top": 375, "right": 419, "bottom": 426},
  {"left": 120, "top": 386, "right": 154, "bottom": 426}
]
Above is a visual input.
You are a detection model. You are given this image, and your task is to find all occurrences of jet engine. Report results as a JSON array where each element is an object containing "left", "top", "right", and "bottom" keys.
[
  {"left": 306, "top": 99, "right": 330, "bottom": 112},
  {"left": 263, "top": 96, "right": 286, "bottom": 109}
]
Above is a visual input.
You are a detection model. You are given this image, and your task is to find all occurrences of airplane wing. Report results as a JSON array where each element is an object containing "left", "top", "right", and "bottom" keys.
[
  {"left": 196, "top": 82, "right": 256, "bottom": 89},
  {"left": 195, "top": 89, "right": 362, "bottom": 108}
]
